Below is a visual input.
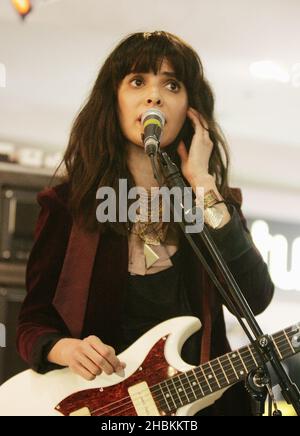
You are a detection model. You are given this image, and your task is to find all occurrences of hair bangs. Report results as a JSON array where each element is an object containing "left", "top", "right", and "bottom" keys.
[{"left": 112, "top": 32, "right": 190, "bottom": 87}]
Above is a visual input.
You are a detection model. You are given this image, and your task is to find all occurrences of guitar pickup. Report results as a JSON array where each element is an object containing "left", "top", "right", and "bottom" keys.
[{"left": 69, "top": 406, "right": 91, "bottom": 416}]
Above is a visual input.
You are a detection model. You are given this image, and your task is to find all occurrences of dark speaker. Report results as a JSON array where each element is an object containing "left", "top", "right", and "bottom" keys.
[{"left": 0, "top": 287, "right": 28, "bottom": 384}]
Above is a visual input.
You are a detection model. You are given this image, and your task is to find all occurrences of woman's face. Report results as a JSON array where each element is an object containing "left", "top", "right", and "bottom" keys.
[{"left": 117, "top": 59, "right": 188, "bottom": 149}]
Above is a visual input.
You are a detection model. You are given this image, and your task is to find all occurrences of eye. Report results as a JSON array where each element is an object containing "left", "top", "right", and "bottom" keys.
[
  {"left": 130, "top": 77, "right": 144, "bottom": 87},
  {"left": 166, "top": 80, "right": 181, "bottom": 92}
]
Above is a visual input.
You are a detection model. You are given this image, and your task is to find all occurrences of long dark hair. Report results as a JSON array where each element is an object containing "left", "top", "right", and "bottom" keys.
[{"left": 55, "top": 31, "right": 234, "bottom": 234}]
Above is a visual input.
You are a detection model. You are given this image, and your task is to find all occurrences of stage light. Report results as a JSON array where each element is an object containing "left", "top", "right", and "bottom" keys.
[
  {"left": 11, "top": 0, "right": 32, "bottom": 19},
  {"left": 250, "top": 60, "right": 290, "bottom": 83}
]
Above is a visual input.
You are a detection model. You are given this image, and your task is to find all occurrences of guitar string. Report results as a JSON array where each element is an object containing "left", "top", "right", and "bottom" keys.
[
  {"left": 93, "top": 340, "right": 296, "bottom": 416},
  {"left": 93, "top": 341, "right": 295, "bottom": 416},
  {"left": 93, "top": 338, "right": 296, "bottom": 412},
  {"left": 90, "top": 334, "right": 295, "bottom": 416},
  {"left": 86, "top": 333, "right": 295, "bottom": 416}
]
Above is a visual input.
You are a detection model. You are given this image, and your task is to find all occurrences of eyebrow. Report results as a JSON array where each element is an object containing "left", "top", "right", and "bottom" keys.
[
  {"left": 160, "top": 71, "right": 177, "bottom": 77},
  {"left": 129, "top": 71, "right": 178, "bottom": 79}
]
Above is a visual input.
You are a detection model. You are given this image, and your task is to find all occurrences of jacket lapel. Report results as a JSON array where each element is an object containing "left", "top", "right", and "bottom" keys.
[{"left": 53, "top": 223, "right": 100, "bottom": 338}]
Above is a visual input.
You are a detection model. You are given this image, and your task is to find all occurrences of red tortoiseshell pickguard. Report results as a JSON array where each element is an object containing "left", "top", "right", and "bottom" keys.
[{"left": 56, "top": 337, "right": 179, "bottom": 416}]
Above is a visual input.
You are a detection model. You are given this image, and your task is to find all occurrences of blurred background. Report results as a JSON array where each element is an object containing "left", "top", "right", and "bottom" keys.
[{"left": 0, "top": 0, "right": 299, "bottom": 413}]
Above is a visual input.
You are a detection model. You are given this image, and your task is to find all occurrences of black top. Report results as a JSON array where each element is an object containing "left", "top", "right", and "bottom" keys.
[
  {"left": 119, "top": 205, "right": 254, "bottom": 365},
  {"left": 120, "top": 249, "right": 201, "bottom": 365}
]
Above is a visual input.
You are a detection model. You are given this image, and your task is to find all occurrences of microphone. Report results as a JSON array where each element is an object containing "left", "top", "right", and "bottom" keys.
[{"left": 141, "top": 108, "right": 165, "bottom": 156}]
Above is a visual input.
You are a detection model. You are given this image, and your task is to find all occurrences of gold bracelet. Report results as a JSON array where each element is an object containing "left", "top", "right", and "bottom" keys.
[{"left": 204, "top": 189, "right": 222, "bottom": 209}]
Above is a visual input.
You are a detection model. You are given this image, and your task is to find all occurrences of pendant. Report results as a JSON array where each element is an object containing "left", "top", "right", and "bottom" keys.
[{"left": 144, "top": 243, "right": 160, "bottom": 269}]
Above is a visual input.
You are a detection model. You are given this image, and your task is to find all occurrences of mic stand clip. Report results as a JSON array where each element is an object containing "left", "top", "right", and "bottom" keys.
[{"left": 246, "top": 368, "right": 269, "bottom": 416}]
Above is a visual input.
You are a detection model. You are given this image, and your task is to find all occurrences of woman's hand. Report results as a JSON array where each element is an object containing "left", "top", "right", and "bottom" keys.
[
  {"left": 177, "top": 107, "right": 215, "bottom": 191},
  {"left": 47, "top": 336, "right": 126, "bottom": 381},
  {"left": 176, "top": 107, "right": 231, "bottom": 228}
]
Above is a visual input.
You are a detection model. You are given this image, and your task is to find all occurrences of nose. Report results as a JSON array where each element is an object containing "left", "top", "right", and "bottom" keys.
[
  {"left": 146, "top": 88, "right": 163, "bottom": 106},
  {"left": 146, "top": 97, "right": 162, "bottom": 106}
]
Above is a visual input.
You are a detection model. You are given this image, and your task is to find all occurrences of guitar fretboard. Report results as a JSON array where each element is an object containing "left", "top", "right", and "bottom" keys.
[{"left": 151, "top": 323, "right": 300, "bottom": 413}]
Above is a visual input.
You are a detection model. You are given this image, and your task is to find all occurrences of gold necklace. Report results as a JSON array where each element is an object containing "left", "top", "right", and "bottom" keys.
[{"left": 131, "top": 189, "right": 169, "bottom": 268}]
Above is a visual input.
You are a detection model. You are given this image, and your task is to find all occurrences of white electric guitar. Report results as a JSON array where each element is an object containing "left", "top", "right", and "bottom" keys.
[{"left": 0, "top": 316, "right": 299, "bottom": 416}]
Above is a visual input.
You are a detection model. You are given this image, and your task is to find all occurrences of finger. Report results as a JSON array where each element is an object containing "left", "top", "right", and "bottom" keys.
[
  {"left": 84, "top": 344, "right": 116, "bottom": 375},
  {"left": 85, "top": 336, "right": 125, "bottom": 373},
  {"left": 84, "top": 344, "right": 114, "bottom": 375},
  {"left": 76, "top": 352, "right": 103, "bottom": 376},
  {"left": 188, "top": 109, "right": 213, "bottom": 149},
  {"left": 70, "top": 362, "right": 97, "bottom": 381},
  {"left": 186, "top": 109, "right": 202, "bottom": 132},
  {"left": 176, "top": 140, "right": 188, "bottom": 162},
  {"left": 188, "top": 108, "right": 209, "bottom": 131}
]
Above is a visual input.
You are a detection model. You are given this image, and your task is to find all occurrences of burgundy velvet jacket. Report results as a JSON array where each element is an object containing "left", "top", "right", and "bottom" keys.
[{"left": 17, "top": 182, "right": 274, "bottom": 415}]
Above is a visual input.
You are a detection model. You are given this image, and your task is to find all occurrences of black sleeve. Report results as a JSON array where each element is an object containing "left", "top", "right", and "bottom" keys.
[
  {"left": 207, "top": 205, "right": 274, "bottom": 315},
  {"left": 208, "top": 206, "right": 253, "bottom": 263},
  {"left": 30, "top": 333, "right": 66, "bottom": 373}
]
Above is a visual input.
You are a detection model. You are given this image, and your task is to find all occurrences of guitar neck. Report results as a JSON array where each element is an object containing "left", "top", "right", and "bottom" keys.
[{"left": 152, "top": 323, "right": 300, "bottom": 412}]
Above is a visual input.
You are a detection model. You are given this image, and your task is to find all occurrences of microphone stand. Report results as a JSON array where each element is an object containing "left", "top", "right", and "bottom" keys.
[{"left": 146, "top": 144, "right": 300, "bottom": 416}]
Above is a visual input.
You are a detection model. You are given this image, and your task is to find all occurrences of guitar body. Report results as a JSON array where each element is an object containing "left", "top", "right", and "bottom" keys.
[
  {"left": 2, "top": 316, "right": 298, "bottom": 416},
  {"left": 0, "top": 316, "right": 226, "bottom": 416}
]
